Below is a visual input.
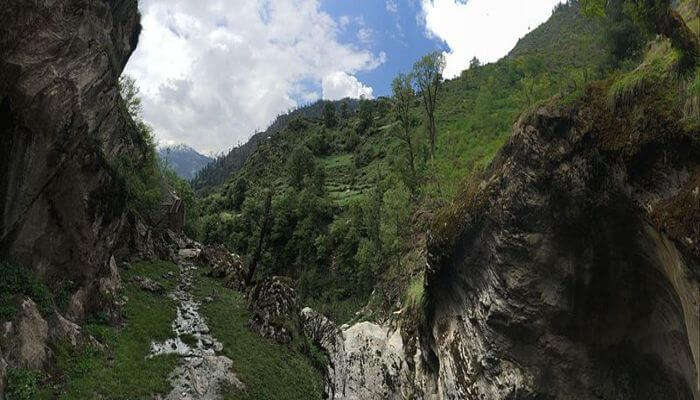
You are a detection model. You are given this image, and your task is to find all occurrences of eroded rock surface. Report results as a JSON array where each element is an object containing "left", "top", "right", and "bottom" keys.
[
  {"left": 0, "top": 0, "right": 141, "bottom": 319},
  {"left": 422, "top": 99, "right": 699, "bottom": 399},
  {"left": 301, "top": 307, "right": 415, "bottom": 400},
  {"left": 248, "top": 276, "right": 299, "bottom": 344},
  {"left": 0, "top": 299, "right": 49, "bottom": 371}
]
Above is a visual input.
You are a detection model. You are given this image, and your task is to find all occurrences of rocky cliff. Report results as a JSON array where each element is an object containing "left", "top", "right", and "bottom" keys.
[
  {"left": 305, "top": 85, "right": 699, "bottom": 399},
  {"left": 0, "top": 0, "right": 141, "bottom": 319},
  {"left": 422, "top": 87, "right": 699, "bottom": 399}
]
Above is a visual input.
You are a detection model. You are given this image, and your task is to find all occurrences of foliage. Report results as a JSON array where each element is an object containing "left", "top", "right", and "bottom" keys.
[
  {"left": 323, "top": 102, "right": 337, "bottom": 128},
  {"left": 0, "top": 260, "right": 52, "bottom": 320},
  {"left": 413, "top": 51, "right": 446, "bottom": 157},
  {"left": 5, "top": 368, "right": 42, "bottom": 400},
  {"left": 118, "top": 75, "right": 143, "bottom": 119},
  {"left": 391, "top": 73, "right": 419, "bottom": 191}
]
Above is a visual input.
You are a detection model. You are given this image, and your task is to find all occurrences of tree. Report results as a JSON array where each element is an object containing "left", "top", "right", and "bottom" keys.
[
  {"left": 413, "top": 51, "right": 445, "bottom": 158},
  {"left": 380, "top": 182, "right": 411, "bottom": 268},
  {"left": 357, "top": 99, "right": 374, "bottom": 135},
  {"left": 246, "top": 189, "right": 273, "bottom": 286},
  {"left": 118, "top": 75, "right": 143, "bottom": 120},
  {"left": 323, "top": 102, "right": 337, "bottom": 128},
  {"left": 469, "top": 57, "right": 481, "bottom": 69},
  {"left": 286, "top": 145, "right": 315, "bottom": 189},
  {"left": 391, "top": 73, "right": 418, "bottom": 191},
  {"left": 580, "top": 0, "right": 698, "bottom": 70},
  {"left": 340, "top": 100, "right": 350, "bottom": 119}
]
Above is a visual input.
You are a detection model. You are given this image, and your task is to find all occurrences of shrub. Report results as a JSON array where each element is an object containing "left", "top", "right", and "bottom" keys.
[{"left": 0, "top": 260, "right": 52, "bottom": 321}]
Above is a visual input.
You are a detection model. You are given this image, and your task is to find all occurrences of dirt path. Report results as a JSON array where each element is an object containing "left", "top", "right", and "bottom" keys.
[{"left": 149, "top": 252, "right": 243, "bottom": 400}]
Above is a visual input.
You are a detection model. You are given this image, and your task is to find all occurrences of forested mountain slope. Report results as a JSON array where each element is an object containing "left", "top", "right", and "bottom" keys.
[{"left": 194, "top": 1, "right": 616, "bottom": 322}]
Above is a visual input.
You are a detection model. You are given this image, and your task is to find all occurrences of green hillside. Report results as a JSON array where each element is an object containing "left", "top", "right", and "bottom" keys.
[{"left": 193, "top": 2, "right": 632, "bottom": 323}]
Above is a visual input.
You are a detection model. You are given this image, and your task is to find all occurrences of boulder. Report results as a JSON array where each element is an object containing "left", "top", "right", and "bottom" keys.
[
  {"left": 1, "top": 299, "right": 49, "bottom": 371},
  {"left": 201, "top": 245, "right": 245, "bottom": 291},
  {"left": 49, "top": 312, "right": 82, "bottom": 348},
  {"left": 130, "top": 275, "right": 165, "bottom": 294},
  {"left": 248, "top": 277, "right": 298, "bottom": 344},
  {"left": 300, "top": 307, "right": 424, "bottom": 400}
]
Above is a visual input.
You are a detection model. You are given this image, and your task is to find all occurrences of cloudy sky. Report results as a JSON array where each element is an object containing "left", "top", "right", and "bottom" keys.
[{"left": 124, "top": 0, "right": 563, "bottom": 155}]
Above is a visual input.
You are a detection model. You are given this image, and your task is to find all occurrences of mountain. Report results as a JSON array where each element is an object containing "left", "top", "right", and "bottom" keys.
[
  {"left": 191, "top": 98, "right": 360, "bottom": 193},
  {"left": 158, "top": 144, "right": 214, "bottom": 181}
]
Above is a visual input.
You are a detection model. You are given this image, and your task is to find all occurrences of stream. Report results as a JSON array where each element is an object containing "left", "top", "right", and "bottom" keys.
[{"left": 149, "top": 251, "right": 243, "bottom": 400}]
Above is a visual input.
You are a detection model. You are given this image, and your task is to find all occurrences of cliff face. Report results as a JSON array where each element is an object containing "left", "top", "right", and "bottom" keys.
[
  {"left": 0, "top": 0, "right": 141, "bottom": 319},
  {"left": 424, "top": 86, "right": 699, "bottom": 399},
  {"left": 308, "top": 85, "right": 699, "bottom": 399}
]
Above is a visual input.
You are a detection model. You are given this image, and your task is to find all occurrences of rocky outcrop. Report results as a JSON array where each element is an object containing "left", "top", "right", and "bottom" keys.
[
  {"left": 247, "top": 277, "right": 299, "bottom": 344},
  {"left": 300, "top": 308, "right": 428, "bottom": 400},
  {"left": 202, "top": 245, "right": 246, "bottom": 291},
  {"left": 423, "top": 91, "right": 699, "bottom": 399},
  {"left": 0, "top": 0, "right": 141, "bottom": 318},
  {"left": 0, "top": 299, "right": 50, "bottom": 371}
]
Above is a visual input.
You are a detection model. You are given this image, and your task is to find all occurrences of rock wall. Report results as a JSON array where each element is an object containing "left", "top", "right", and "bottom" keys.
[
  {"left": 0, "top": 0, "right": 141, "bottom": 319},
  {"left": 423, "top": 93, "right": 699, "bottom": 399}
]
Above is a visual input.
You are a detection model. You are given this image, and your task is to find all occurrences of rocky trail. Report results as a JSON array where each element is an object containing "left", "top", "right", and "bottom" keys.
[{"left": 150, "top": 250, "right": 243, "bottom": 400}]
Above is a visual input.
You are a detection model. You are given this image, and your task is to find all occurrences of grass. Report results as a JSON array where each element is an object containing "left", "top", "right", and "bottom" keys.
[
  {"left": 48, "top": 260, "right": 179, "bottom": 399},
  {"left": 192, "top": 269, "right": 325, "bottom": 400}
]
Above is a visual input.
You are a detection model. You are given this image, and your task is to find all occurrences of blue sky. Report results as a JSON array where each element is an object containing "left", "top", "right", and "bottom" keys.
[
  {"left": 318, "top": 0, "right": 446, "bottom": 98},
  {"left": 125, "top": 0, "right": 562, "bottom": 154}
]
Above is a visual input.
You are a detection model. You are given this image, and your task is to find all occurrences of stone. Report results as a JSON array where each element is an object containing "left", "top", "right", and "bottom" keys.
[
  {"left": 420, "top": 102, "right": 700, "bottom": 399},
  {"left": 178, "top": 248, "right": 202, "bottom": 259},
  {"left": 201, "top": 245, "right": 245, "bottom": 291},
  {"left": 1, "top": 299, "right": 50, "bottom": 371},
  {"left": 300, "top": 307, "right": 418, "bottom": 400},
  {"left": 248, "top": 277, "right": 299, "bottom": 344},
  {"left": 49, "top": 312, "right": 82, "bottom": 348},
  {"left": 131, "top": 275, "right": 165, "bottom": 294},
  {"left": 99, "top": 256, "right": 122, "bottom": 299}
]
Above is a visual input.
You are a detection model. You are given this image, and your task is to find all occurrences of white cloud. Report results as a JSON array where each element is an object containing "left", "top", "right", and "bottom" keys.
[
  {"left": 386, "top": 0, "right": 398, "bottom": 13},
  {"left": 125, "top": 0, "right": 383, "bottom": 154},
  {"left": 420, "top": 0, "right": 562, "bottom": 78},
  {"left": 322, "top": 71, "right": 374, "bottom": 100},
  {"left": 357, "top": 27, "right": 373, "bottom": 43}
]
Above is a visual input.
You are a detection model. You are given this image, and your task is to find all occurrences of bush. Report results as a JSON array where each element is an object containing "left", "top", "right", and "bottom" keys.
[{"left": 0, "top": 260, "right": 52, "bottom": 321}]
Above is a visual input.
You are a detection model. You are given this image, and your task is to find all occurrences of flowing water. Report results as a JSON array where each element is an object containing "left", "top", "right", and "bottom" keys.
[{"left": 149, "top": 254, "right": 243, "bottom": 400}]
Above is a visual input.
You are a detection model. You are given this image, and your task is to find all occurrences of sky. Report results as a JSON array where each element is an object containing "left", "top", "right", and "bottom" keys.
[{"left": 124, "top": 0, "right": 563, "bottom": 155}]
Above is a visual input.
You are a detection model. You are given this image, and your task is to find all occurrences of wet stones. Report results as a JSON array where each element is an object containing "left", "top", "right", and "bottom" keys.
[{"left": 149, "top": 256, "right": 243, "bottom": 399}]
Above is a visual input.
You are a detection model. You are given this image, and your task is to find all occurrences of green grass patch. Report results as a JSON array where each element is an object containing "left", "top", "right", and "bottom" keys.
[
  {"left": 51, "top": 260, "right": 179, "bottom": 399},
  {"left": 192, "top": 271, "right": 324, "bottom": 400}
]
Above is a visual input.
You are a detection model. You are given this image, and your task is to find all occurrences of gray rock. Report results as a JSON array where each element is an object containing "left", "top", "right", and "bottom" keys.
[
  {"left": 248, "top": 277, "right": 298, "bottom": 344},
  {"left": 1, "top": 299, "right": 49, "bottom": 371},
  {"left": 178, "top": 248, "right": 202, "bottom": 259},
  {"left": 131, "top": 275, "right": 165, "bottom": 294},
  {"left": 49, "top": 312, "right": 82, "bottom": 348},
  {"left": 0, "top": 0, "right": 141, "bottom": 321}
]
